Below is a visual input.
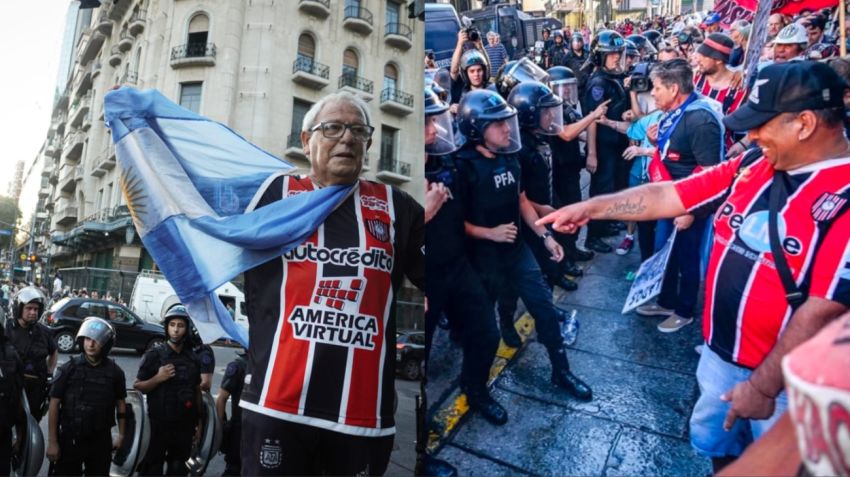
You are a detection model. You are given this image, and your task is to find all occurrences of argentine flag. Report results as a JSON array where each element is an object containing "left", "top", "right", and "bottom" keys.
[{"left": 104, "top": 88, "right": 354, "bottom": 347}]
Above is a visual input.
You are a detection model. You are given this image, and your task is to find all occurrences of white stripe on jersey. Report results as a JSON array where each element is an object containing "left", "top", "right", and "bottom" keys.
[
  {"left": 241, "top": 401, "right": 396, "bottom": 437},
  {"left": 298, "top": 206, "right": 326, "bottom": 413},
  {"left": 375, "top": 185, "right": 396, "bottom": 428}
]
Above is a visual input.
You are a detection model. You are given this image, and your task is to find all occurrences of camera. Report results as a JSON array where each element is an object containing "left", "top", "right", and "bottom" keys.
[
  {"left": 629, "top": 62, "right": 653, "bottom": 93},
  {"left": 464, "top": 26, "right": 480, "bottom": 42}
]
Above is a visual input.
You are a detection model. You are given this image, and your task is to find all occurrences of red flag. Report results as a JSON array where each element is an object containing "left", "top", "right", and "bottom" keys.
[{"left": 713, "top": 0, "right": 838, "bottom": 26}]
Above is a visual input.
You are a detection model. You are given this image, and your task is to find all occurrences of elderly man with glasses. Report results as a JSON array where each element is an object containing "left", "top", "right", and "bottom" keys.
[{"left": 238, "top": 91, "right": 424, "bottom": 476}]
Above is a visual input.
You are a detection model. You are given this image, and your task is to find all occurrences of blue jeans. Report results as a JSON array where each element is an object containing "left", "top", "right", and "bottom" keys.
[
  {"left": 656, "top": 217, "right": 707, "bottom": 318},
  {"left": 690, "top": 345, "right": 788, "bottom": 458}
]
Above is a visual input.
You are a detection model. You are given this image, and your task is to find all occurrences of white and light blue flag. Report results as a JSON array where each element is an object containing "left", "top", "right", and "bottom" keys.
[{"left": 104, "top": 87, "right": 354, "bottom": 347}]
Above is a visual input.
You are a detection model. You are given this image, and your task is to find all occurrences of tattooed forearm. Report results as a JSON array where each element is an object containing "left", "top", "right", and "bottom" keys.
[{"left": 602, "top": 195, "right": 647, "bottom": 218}]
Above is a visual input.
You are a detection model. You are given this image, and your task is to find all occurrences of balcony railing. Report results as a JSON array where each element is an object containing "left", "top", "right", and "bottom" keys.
[
  {"left": 378, "top": 157, "right": 411, "bottom": 177},
  {"left": 380, "top": 88, "right": 413, "bottom": 107},
  {"left": 171, "top": 42, "right": 217, "bottom": 61},
  {"left": 108, "top": 44, "right": 123, "bottom": 67},
  {"left": 298, "top": 0, "right": 331, "bottom": 17},
  {"left": 344, "top": 5, "right": 373, "bottom": 25},
  {"left": 129, "top": 8, "right": 147, "bottom": 35},
  {"left": 81, "top": 205, "right": 131, "bottom": 224},
  {"left": 292, "top": 56, "right": 329, "bottom": 79},
  {"left": 385, "top": 22, "right": 412, "bottom": 39},
  {"left": 338, "top": 73, "right": 373, "bottom": 94}
]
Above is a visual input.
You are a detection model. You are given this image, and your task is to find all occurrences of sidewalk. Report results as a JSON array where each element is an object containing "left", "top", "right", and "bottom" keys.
[{"left": 426, "top": 232, "right": 712, "bottom": 476}]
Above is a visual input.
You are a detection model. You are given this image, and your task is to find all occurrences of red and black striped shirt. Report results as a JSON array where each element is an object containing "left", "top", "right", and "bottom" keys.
[
  {"left": 675, "top": 153, "right": 850, "bottom": 369},
  {"left": 240, "top": 175, "right": 424, "bottom": 436},
  {"left": 694, "top": 73, "right": 748, "bottom": 149}
]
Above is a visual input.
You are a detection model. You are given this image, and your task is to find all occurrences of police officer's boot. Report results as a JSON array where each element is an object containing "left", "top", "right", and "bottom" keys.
[
  {"left": 465, "top": 387, "right": 508, "bottom": 426},
  {"left": 499, "top": 313, "right": 523, "bottom": 348},
  {"left": 549, "top": 275, "right": 578, "bottom": 292},
  {"left": 548, "top": 346, "right": 592, "bottom": 401},
  {"left": 562, "top": 259, "right": 583, "bottom": 278},
  {"left": 423, "top": 455, "right": 459, "bottom": 477}
]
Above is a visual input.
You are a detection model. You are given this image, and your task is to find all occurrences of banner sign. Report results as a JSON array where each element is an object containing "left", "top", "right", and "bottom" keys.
[
  {"left": 712, "top": 0, "right": 839, "bottom": 26},
  {"left": 622, "top": 229, "right": 677, "bottom": 315}
]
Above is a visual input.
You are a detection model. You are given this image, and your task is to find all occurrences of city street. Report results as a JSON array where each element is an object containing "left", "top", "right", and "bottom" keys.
[{"left": 24, "top": 344, "right": 418, "bottom": 476}]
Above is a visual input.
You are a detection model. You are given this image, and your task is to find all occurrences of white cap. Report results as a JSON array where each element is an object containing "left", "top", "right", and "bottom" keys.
[{"left": 773, "top": 23, "right": 808, "bottom": 45}]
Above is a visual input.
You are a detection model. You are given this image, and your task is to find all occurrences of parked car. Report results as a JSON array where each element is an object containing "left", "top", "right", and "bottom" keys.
[
  {"left": 41, "top": 297, "right": 166, "bottom": 354},
  {"left": 395, "top": 330, "right": 425, "bottom": 380}
]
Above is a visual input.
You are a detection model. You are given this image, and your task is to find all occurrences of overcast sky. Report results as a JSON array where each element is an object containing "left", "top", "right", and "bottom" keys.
[{"left": 0, "top": 2, "right": 69, "bottom": 196}]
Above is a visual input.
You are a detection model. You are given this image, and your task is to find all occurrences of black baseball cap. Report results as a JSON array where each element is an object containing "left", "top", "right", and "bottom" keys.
[{"left": 723, "top": 61, "right": 849, "bottom": 131}]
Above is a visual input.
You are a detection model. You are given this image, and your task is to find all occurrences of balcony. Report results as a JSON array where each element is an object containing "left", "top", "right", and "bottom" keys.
[
  {"left": 38, "top": 185, "right": 51, "bottom": 197},
  {"left": 338, "top": 73, "right": 374, "bottom": 101},
  {"left": 109, "top": 0, "right": 132, "bottom": 21},
  {"left": 108, "top": 45, "right": 123, "bottom": 67},
  {"left": 92, "top": 60, "right": 102, "bottom": 79},
  {"left": 170, "top": 43, "right": 216, "bottom": 68},
  {"left": 283, "top": 133, "right": 307, "bottom": 162},
  {"left": 129, "top": 9, "right": 147, "bottom": 35},
  {"left": 74, "top": 165, "right": 85, "bottom": 182},
  {"left": 59, "top": 165, "right": 77, "bottom": 193},
  {"left": 343, "top": 6, "right": 373, "bottom": 35},
  {"left": 298, "top": 0, "right": 330, "bottom": 18},
  {"left": 49, "top": 167, "right": 59, "bottom": 185},
  {"left": 62, "top": 131, "right": 85, "bottom": 162},
  {"left": 93, "top": 144, "right": 116, "bottom": 177},
  {"left": 96, "top": 10, "right": 113, "bottom": 35},
  {"left": 376, "top": 157, "right": 412, "bottom": 183},
  {"left": 117, "top": 31, "right": 134, "bottom": 52},
  {"left": 69, "top": 92, "right": 92, "bottom": 128},
  {"left": 56, "top": 206, "right": 78, "bottom": 227},
  {"left": 42, "top": 164, "right": 55, "bottom": 178},
  {"left": 379, "top": 88, "right": 414, "bottom": 116},
  {"left": 82, "top": 112, "right": 93, "bottom": 131},
  {"left": 74, "top": 62, "right": 93, "bottom": 97},
  {"left": 384, "top": 22, "right": 413, "bottom": 50},
  {"left": 80, "top": 30, "right": 106, "bottom": 65},
  {"left": 291, "top": 56, "right": 330, "bottom": 89},
  {"left": 119, "top": 70, "right": 138, "bottom": 86},
  {"left": 45, "top": 139, "right": 60, "bottom": 158}
]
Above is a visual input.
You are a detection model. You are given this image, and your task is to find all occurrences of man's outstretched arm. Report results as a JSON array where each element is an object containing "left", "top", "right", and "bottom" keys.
[{"left": 536, "top": 181, "right": 687, "bottom": 233}]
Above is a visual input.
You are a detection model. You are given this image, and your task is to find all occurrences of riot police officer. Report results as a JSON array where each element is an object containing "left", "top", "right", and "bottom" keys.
[
  {"left": 6, "top": 286, "right": 57, "bottom": 422},
  {"left": 625, "top": 34, "right": 658, "bottom": 62},
  {"left": 582, "top": 30, "right": 631, "bottom": 253},
  {"left": 135, "top": 305, "right": 202, "bottom": 476},
  {"left": 216, "top": 350, "right": 247, "bottom": 476},
  {"left": 0, "top": 317, "right": 25, "bottom": 476},
  {"left": 565, "top": 32, "right": 591, "bottom": 95},
  {"left": 455, "top": 89, "right": 592, "bottom": 400},
  {"left": 190, "top": 325, "right": 215, "bottom": 392},
  {"left": 548, "top": 30, "right": 569, "bottom": 68},
  {"left": 46, "top": 317, "right": 127, "bottom": 476},
  {"left": 424, "top": 87, "right": 506, "bottom": 425}
]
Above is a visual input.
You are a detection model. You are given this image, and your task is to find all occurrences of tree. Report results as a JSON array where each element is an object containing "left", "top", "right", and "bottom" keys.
[{"left": 0, "top": 195, "right": 20, "bottom": 252}]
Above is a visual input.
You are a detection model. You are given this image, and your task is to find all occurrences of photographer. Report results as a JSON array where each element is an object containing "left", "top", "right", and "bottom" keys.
[{"left": 450, "top": 28, "right": 490, "bottom": 108}]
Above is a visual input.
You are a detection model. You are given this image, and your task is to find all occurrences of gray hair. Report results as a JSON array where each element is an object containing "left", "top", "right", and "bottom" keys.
[
  {"left": 650, "top": 59, "right": 694, "bottom": 95},
  {"left": 731, "top": 20, "right": 751, "bottom": 39},
  {"left": 300, "top": 91, "right": 372, "bottom": 132}
]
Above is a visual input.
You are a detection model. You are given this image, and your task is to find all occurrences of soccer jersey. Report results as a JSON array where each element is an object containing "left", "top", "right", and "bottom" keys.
[
  {"left": 694, "top": 73, "right": 748, "bottom": 148},
  {"left": 240, "top": 175, "right": 424, "bottom": 437},
  {"left": 675, "top": 152, "right": 850, "bottom": 369}
]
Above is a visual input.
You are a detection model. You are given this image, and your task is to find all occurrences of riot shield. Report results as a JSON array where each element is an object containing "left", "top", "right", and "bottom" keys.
[
  {"left": 186, "top": 391, "right": 223, "bottom": 476},
  {"left": 110, "top": 390, "right": 150, "bottom": 477},
  {"left": 12, "top": 391, "right": 44, "bottom": 477}
]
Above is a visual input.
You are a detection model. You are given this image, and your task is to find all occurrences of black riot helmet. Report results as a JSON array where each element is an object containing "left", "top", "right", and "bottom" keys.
[
  {"left": 507, "top": 81, "right": 564, "bottom": 135},
  {"left": 13, "top": 286, "right": 46, "bottom": 326},
  {"left": 591, "top": 30, "right": 626, "bottom": 71},
  {"left": 624, "top": 40, "right": 640, "bottom": 58},
  {"left": 494, "top": 57, "right": 550, "bottom": 98},
  {"left": 626, "top": 34, "right": 658, "bottom": 60},
  {"left": 76, "top": 317, "right": 116, "bottom": 356},
  {"left": 456, "top": 89, "right": 521, "bottom": 154},
  {"left": 162, "top": 304, "right": 192, "bottom": 345},
  {"left": 459, "top": 49, "right": 490, "bottom": 88},
  {"left": 425, "top": 87, "right": 458, "bottom": 156},
  {"left": 547, "top": 66, "right": 579, "bottom": 107},
  {"left": 642, "top": 29, "right": 663, "bottom": 49}
]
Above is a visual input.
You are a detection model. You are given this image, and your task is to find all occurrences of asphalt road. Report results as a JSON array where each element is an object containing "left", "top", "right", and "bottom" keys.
[{"left": 30, "top": 345, "right": 420, "bottom": 476}]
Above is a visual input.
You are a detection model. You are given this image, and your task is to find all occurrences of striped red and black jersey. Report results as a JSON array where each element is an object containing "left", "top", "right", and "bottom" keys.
[
  {"left": 674, "top": 153, "right": 850, "bottom": 369},
  {"left": 694, "top": 73, "right": 748, "bottom": 148},
  {"left": 240, "top": 175, "right": 424, "bottom": 437}
]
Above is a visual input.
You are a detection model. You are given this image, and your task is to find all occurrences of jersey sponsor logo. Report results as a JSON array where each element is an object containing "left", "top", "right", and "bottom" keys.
[
  {"left": 365, "top": 219, "right": 390, "bottom": 243},
  {"left": 717, "top": 206, "right": 803, "bottom": 256},
  {"left": 284, "top": 243, "right": 393, "bottom": 272},
  {"left": 811, "top": 192, "right": 847, "bottom": 222},
  {"left": 360, "top": 195, "right": 389, "bottom": 213},
  {"left": 288, "top": 306, "right": 379, "bottom": 350},
  {"left": 493, "top": 170, "right": 516, "bottom": 189},
  {"left": 667, "top": 151, "right": 681, "bottom": 162},
  {"left": 259, "top": 438, "right": 282, "bottom": 469},
  {"left": 313, "top": 278, "right": 364, "bottom": 313}
]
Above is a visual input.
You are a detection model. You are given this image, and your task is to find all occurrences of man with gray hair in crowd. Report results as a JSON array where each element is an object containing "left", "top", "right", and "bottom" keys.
[
  {"left": 238, "top": 91, "right": 424, "bottom": 475},
  {"left": 484, "top": 30, "right": 509, "bottom": 82}
]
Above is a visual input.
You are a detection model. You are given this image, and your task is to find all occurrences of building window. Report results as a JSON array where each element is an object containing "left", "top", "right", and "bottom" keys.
[
  {"left": 290, "top": 98, "right": 313, "bottom": 148},
  {"left": 380, "top": 125, "right": 397, "bottom": 166},
  {"left": 297, "top": 33, "right": 315, "bottom": 63},
  {"left": 343, "top": 48, "right": 359, "bottom": 78},
  {"left": 383, "top": 63, "right": 398, "bottom": 92},
  {"left": 386, "top": 1, "right": 400, "bottom": 26},
  {"left": 180, "top": 82, "right": 202, "bottom": 113},
  {"left": 187, "top": 13, "right": 209, "bottom": 57}
]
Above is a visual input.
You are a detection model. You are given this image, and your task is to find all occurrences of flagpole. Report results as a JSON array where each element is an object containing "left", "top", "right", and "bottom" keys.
[{"left": 841, "top": 0, "right": 846, "bottom": 57}]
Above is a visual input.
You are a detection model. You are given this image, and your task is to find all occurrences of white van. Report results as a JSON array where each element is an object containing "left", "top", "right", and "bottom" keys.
[{"left": 129, "top": 270, "right": 249, "bottom": 332}]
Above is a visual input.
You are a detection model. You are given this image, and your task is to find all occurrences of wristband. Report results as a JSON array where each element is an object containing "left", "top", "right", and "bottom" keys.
[{"left": 541, "top": 231, "right": 554, "bottom": 240}]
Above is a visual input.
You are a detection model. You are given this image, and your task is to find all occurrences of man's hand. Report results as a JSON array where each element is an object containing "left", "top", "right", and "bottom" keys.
[
  {"left": 457, "top": 30, "right": 469, "bottom": 46},
  {"left": 623, "top": 145, "right": 649, "bottom": 161},
  {"left": 156, "top": 364, "right": 176, "bottom": 382},
  {"left": 425, "top": 181, "right": 449, "bottom": 222},
  {"left": 487, "top": 223, "right": 518, "bottom": 243},
  {"left": 544, "top": 236, "right": 564, "bottom": 262},
  {"left": 46, "top": 441, "right": 60, "bottom": 462},
  {"left": 622, "top": 110, "right": 635, "bottom": 122},
  {"left": 729, "top": 70, "right": 744, "bottom": 89},
  {"left": 591, "top": 99, "right": 611, "bottom": 119},
  {"left": 721, "top": 380, "right": 776, "bottom": 431},
  {"left": 647, "top": 123, "right": 659, "bottom": 144},
  {"left": 586, "top": 154, "right": 598, "bottom": 174},
  {"left": 449, "top": 103, "right": 459, "bottom": 115},
  {"left": 726, "top": 141, "right": 747, "bottom": 159},
  {"left": 623, "top": 76, "right": 632, "bottom": 89},
  {"left": 536, "top": 203, "right": 593, "bottom": 234},
  {"left": 673, "top": 214, "right": 694, "bottom": 230}
]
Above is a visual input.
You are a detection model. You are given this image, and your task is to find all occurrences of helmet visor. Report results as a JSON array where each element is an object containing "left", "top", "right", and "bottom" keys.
[
  {"left": 537, "top": 104, "right": 564, "bottom": 135},
  {"left": 506, "top": 58, "right": 550, "bottom": 86},
  {"left": 77, "top": 318, "right": 114, "bottom": 348},
  {"left": 425, "top": 110, "right": 458, "bottom": 156},
  {"left": 482, "top": 115, "right": 522, "bottom": 154},
  {"left": 551, "top": 81, "right": 578, "bottom": 106},
  {"left": 602, "top": 50, "right": 627, "bottom": 74}
]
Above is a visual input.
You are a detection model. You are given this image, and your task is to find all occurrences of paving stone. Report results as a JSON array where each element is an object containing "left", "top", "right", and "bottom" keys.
[
  {"left": 559, "top": 274, "right": 633, "bottom": 312},
  {"left": 603, "top": 427, "right": 712, "bottom": 477},
  {"left": 426, "top": 326, "right": 464, "bottom": 412},
  {"left": 436, "top": 444, "right": 534, "bottom": 476}
]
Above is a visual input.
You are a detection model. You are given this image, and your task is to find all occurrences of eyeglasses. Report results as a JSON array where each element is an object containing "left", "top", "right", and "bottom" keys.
[{"left": 310, "top": 122, "right": 374, "bottom": 141}]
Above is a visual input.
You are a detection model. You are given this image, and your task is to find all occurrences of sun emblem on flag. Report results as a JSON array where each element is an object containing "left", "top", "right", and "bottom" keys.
[{"left": 120, "top": 168, "right": 148, "bottom": 227}]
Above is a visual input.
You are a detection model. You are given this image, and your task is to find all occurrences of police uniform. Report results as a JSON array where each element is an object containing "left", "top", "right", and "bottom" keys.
[
  {"left": 48, "top": 355, "right": 126, "bottom": 476},
  {"left": 137, "top": 343, "right": 201, "bottom": 476},
  {"left": 0, "top": 337, "right": 24, "bottom": 476},
  {"left": 548, "top": 44, "right": 570, "bottom": 68},
  {"left": 5, "top": 318, "right": 57, "bottom": 421},
  {"left": 220, "top": 354, "right": 246, "bottom": 476},
  {"left": 565, "top": 50, "right": 590, "bottom": 95},
  {"left": 583, "top": 69, "right": 630, "bottom": 241}
]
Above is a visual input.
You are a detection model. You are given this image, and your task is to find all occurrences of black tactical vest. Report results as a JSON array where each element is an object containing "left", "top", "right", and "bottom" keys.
[
  {"left": 519, "top": 131, "right": 554, "bottom": 206},
  {"left": 148, "top": 345, "right": 199, "bottom": 423},
  {"left": 59, "top": 356, "right": 119, "bottom": 437},
  {"left": 0, "top": 343, "right": 21, "bottom": 426}
]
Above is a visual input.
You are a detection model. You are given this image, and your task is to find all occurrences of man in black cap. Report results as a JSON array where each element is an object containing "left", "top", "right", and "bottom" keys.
[
  {"left": 693, "top": 33, "right": 748, "bottom": 151},
  {"left": 537, "top": 61, "right": 850, "bottom": 472}
]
